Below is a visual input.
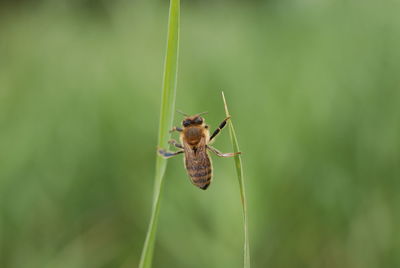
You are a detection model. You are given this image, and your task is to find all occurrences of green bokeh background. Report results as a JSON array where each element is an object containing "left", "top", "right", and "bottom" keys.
[{"left": 1, "top": 1, "right": 399, "bottom": 267}]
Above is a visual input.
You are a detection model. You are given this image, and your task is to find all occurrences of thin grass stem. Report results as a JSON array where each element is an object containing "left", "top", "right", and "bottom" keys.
[
  {"left": 222, "top": 92, "right": 251, "bottom": 268},
  {"left": 138, "top": 1, "right": 180, "bottom": 267}
]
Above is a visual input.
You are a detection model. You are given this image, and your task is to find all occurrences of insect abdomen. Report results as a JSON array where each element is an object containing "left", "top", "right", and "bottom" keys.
[{"left": 186, "top": 157, "right": 212, "bottom": 190}]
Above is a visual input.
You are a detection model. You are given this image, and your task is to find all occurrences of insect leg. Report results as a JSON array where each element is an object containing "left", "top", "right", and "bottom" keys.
[
  {"left": 158, "top": 148, "right": 184, "bottom": 158},
  {"left": 169, "top": 126, "right": 183, "bottom": 133},
  {"left": 168, "top": 139, "right": 183, "bottom": 149},
  {"left": 207, "top": 145, "right": 241, "bottom": 157},
  {"left": 209, "top": 116, "right": 230, "bottom": 141}
]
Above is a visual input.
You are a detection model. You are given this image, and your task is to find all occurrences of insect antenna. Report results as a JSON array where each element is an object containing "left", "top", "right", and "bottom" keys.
[
  {"left": 197, "top": 111, "right": 208, "bottom": 116},
  {"left": 176, "top": 110, "right": 189, "bottom": 116}
]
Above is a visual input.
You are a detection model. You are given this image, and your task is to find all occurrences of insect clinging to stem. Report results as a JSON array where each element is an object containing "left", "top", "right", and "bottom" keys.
[{"left": 158, "top": 111, "right": 241, "bottom": 190}]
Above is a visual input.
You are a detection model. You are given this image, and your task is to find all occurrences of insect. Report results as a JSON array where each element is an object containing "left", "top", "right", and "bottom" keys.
[{"left": 158, "top": 111, "right": 241, "bottom": 190}]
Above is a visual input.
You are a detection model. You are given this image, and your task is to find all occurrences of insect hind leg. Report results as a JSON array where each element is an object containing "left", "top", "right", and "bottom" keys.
[
  {"left": 207, "top": 145, "right": 240, "bottom": 157},
  {"left": 158, "top": 148, "right": 184, "bottom": 158}
]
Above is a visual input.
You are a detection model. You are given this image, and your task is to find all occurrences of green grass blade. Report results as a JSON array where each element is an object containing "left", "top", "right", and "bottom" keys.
[
  {"left": 139, "top": 1, "right": 180, "bottom": 267},
  {"left": 221, "top": 92, "right": 251, "bottom": 268}
]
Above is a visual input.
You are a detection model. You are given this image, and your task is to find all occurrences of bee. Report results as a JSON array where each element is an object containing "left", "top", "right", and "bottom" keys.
[{"left": 158, "top": 111, "right": 241, "bottom": 190}]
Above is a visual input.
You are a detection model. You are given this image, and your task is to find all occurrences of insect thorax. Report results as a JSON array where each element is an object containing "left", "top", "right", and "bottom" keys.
[{"left": 183, "top": 126, "right": 204, "bottom": 146}]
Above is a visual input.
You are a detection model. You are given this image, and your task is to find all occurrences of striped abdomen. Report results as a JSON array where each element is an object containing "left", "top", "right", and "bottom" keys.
[{"left": 184, "top": 148, "right": 212, "bottom": 190}]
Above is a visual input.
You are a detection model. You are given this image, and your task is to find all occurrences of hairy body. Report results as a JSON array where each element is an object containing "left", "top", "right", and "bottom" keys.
[
  {"left": 181, "top": 123, "right": 212, "bottom": 189},
  {"left": 158, "top": 113, "right": 240, "bottom": 190}
]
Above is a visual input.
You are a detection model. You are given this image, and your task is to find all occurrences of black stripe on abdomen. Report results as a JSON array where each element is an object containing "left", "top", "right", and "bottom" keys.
[
  {"left": 189, "top": 169, "right": 212, "bottom": 177},
  {"left": 187, "top": 167, "right": 212, "bottom": 190}
]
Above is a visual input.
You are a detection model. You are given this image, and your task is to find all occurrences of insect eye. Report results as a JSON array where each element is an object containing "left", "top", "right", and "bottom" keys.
[
  {"left": 183, "top": 119, "right": 191, "bottom": 127},
  {"left": 194, "top": 117, "right": 203, "bottom": 124}
]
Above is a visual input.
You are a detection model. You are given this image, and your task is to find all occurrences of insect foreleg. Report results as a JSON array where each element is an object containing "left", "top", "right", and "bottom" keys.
[
  {"left": 207, "top": 145, "right": 240, "bottom": 157},
  {"left": 209, "top": 116, "right": 230, "bottom": 141},
  {"left": 169, "top": 126, "right": 183, "bottom": 133},
  {"left": 158, "top": 148, "right": 184, "bottom": 158},
  {"left": 168, "top": 139, "right": 183, "bottom": 149}
]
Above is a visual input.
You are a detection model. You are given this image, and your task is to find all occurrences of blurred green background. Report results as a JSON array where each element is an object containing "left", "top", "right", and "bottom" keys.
[{"left": 1, "top": 0, "right": 400, "bottom": 267}]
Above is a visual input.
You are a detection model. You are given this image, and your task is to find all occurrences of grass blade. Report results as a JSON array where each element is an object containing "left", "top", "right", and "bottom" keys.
[
  {"left": 221, "top": 92, "right": 251, "bottom": 268},
  {"left": 139, "top": 1, "right": 180, "bottom": 267}
]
